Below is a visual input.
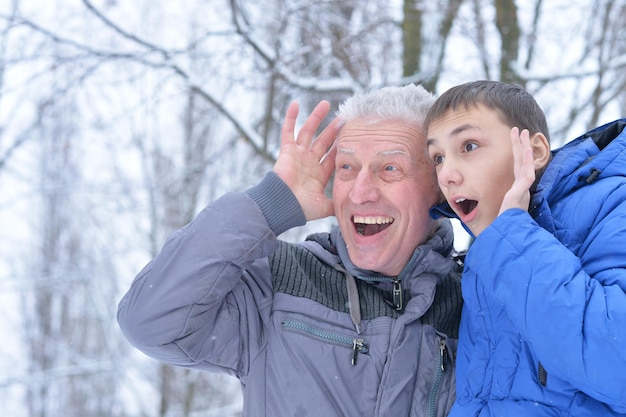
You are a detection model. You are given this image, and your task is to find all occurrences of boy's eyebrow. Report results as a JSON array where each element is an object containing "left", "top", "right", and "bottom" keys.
[
  {"left": 450, "top": 123, "right": 479, "bottom": 136},
  {"left": 426, "top": 123, "right": 479, "bottom": 147}
]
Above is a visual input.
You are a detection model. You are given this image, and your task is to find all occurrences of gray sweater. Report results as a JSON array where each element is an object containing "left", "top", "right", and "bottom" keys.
[{"left": 118, "top": 172, "right": 462, "bottom": 417}]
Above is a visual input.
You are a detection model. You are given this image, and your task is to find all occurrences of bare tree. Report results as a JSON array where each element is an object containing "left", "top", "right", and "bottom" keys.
[
  {"left": 494, "top": 0, "right": 522, "bottom": 84},
  {"left": 403, "top": 0, "right": 464, "bottom": 91},
  {"left": 23, "top": 65, "right": 124, "bottom": 417},
  {"left": 2, "top": 1, "right": 626, "bottom": 417},
  {"left": 580, "top": 0, "right": 626, "bottom": 129}
]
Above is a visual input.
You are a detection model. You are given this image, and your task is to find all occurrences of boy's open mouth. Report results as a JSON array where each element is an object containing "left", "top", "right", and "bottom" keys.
[
  {"left": 353, "top": 215, "right": 394, "bottom": 236},
  {"left": 455, "top": 198, "right": 478, "bottom": 215}
]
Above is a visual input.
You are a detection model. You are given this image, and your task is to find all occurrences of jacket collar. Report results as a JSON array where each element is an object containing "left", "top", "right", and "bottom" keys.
[{"left": 306, "top": 219, "right": 455, "bottom": 285}]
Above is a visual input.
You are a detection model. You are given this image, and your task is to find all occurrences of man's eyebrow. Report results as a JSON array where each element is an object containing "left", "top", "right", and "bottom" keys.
[
  {"left": 337, "top": 148, "right": 408, "bottom": 156},
  {"left": 337, "top": 147, "right": 354, "bottom": 154},
  {"left": 379, "top": 149, "right": 408, "bottom": 156}
]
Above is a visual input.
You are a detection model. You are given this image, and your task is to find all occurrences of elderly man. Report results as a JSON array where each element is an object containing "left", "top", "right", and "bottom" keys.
[{"left": 118, "top": 84, "right": 463, "bottom": 417}]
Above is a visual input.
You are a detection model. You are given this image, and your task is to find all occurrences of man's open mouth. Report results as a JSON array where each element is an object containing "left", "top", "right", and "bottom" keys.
[
  {"left": 353, "top": 215, "right": 394, "bottom": 236},
  {"left": 455, "top": 198, "right": 478, "bottom": 215}
]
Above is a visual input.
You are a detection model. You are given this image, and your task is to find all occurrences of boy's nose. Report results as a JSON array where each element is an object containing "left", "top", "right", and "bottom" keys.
[
  {"left": 438, "top": 162, "right": 462, "bottom": 186},
  {"left": 349, "top": 171, "right": 381, "bottom": 204}
]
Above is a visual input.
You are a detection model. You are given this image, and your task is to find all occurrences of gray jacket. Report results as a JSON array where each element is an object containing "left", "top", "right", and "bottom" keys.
[{"left": 118, "top": 172, "right": 462, "bottom": 417}]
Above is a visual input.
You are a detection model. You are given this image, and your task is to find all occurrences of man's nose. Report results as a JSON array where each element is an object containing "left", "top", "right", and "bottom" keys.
[{"left": 349, "top": 171, "right": 381, "bottom": 204}]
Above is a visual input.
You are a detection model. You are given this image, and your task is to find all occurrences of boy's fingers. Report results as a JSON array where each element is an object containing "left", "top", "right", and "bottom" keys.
[
  {"left": 512, "top": 128, "right": 535, "bottom": 196},
  {"left": 510, "top": 127, "right": 521, "bottom": 171}
]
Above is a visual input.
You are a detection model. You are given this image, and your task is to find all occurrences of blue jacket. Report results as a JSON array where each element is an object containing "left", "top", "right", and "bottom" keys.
[{"left": 433, "top": 119, "right": 626, "bottom": 416}]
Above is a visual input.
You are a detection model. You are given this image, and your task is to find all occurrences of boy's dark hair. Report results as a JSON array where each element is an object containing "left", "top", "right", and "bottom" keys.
[{"left": 424, "top": 80, "right": 550, "bottom": 143}]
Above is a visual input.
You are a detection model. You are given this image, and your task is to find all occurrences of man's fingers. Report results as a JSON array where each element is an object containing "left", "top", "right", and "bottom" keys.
[
  {"left": 314, "top": 117, "right": 340, "bottom": 159},
  {"left": 319, "top": 140, "right": 337, "bottom": 172},
  {"left": 280, "top": 101, "right": 300, "bottom": 146},
  {"left": 297, "top": 101, "right": 331, "bottom": 147}
]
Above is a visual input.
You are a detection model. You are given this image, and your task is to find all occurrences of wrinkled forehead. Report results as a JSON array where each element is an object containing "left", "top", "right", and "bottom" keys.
[{"left": 336, "top": 118, "right": 425, "bottom": 148}]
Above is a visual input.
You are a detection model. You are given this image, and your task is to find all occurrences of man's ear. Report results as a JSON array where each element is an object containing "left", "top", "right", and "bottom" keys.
[{"left": 531, "top": 133, "right": 550, "bottom": 171}]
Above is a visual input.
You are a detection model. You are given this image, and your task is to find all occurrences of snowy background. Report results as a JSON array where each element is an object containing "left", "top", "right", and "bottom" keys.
[{"left": 0, "top": 0, "right": 624, "bottom": 416}]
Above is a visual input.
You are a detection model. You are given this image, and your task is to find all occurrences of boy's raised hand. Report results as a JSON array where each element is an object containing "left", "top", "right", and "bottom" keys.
[
  {"left": 499, "top": 127, "right": 535, "bottom": 215},
  {"left": 273, "top": 100, "right": 339, "bottom": 221}
]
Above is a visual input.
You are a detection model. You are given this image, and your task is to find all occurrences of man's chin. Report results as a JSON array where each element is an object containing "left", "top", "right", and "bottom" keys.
[
  {"left": 348, "top": 248, "right": 380, "bottom": 270},
  {"left": 350, "top": 251, "right": 402, "bottom": 276}
]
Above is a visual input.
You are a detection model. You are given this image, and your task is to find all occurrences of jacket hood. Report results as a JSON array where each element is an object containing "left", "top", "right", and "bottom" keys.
[
  {"left": 430, "top": 203, "right": 474, "bottom": 238},
  {"left": 531, "top": 118, "right": 626, "bottom": 233}
]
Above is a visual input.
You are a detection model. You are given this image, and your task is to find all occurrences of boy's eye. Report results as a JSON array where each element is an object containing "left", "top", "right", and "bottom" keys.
[
  {"left": 463, "top": 142, "right": 478, "bottom": 152},
  {"left": 431, "top": 155, "right": 444, "bottom": 166}
]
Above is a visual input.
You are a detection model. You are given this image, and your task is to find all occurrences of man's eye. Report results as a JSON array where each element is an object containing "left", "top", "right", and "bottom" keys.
[
  {"left": 384, "top": 165, "right": 398, "bottom": 171},
  {"left": 464, "top": 142, "right": 478, "bottom": 152}
]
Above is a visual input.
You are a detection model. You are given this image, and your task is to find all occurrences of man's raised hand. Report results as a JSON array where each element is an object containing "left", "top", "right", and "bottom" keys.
[{"left": 273, "top": 100, "right": 339, "bottom": 221}]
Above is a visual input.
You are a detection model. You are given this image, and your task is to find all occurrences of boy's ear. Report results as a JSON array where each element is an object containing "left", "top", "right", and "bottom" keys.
[{"left": 530, "top": 133, "right": 550, "bottom": 171}]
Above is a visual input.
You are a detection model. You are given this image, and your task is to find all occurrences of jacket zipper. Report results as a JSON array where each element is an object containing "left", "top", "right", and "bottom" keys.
[
  {"left": 357, "top": 276, "right": 404, "bottom": 311},
  {"left": 282, "top": 320, "right": 369, "bottom": 365},
  {"left": 428, "top": 336, "right": 446, "bottom": 417},
  {"left": 392, "top": 278, "right": 403, "bottom": 310}
]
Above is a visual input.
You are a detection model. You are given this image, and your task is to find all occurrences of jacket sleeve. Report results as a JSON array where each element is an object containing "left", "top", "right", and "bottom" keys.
[
  {"left": 117, "top": 172, "right": 305, "bottom": 376},
  {"left": 469, "top": 202, "right": 626, "bottom": 411}
]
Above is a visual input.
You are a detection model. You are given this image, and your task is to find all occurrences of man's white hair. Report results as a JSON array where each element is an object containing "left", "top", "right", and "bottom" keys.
[{"left": 337, "top": 84, "right": 436, "bottom": 126}]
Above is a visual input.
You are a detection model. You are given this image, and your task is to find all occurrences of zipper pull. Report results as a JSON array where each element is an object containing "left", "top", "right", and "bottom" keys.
[
  {"left": 439, "top": 338, "right": 446, "bottom": 372},
  {"left": 393, "top": 279, "right": 403, "bottom": 311},
  {"left": 351, "top": 338, "right": 366, "bottom": 366}
]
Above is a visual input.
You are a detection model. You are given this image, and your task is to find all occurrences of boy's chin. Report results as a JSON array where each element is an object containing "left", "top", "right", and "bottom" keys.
[{"left": 467, "top": 222, "right": 488, "bottom": 237}]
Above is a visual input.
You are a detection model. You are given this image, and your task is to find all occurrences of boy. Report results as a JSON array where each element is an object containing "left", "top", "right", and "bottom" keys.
[{"left": 424, "top": 80, "right": 626, "bottom": 416}]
